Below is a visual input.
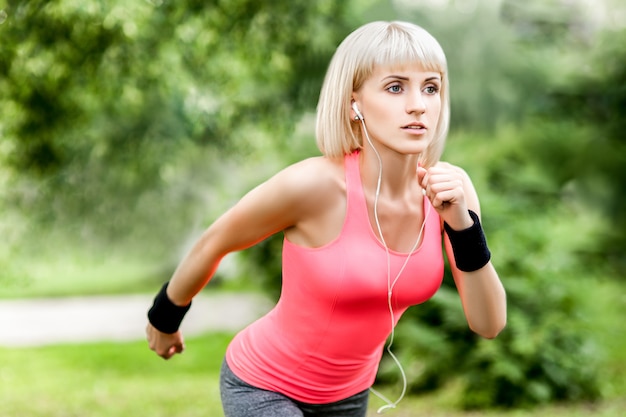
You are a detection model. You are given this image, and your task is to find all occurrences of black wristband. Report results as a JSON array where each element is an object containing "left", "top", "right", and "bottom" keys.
[
  {"left": 444, "top": 210, "right": 491, "bottom": 272},
  {"left": 147, "top": 282, "right": 191, "bottom": 334}
]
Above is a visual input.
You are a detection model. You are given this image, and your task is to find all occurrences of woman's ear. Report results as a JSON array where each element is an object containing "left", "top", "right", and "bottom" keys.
[
  {"left": 350, "top": 93, "right": 361, "bottom": 121},
  {"left": 351, "top": 101, "right": 364, "bottom": 121}
]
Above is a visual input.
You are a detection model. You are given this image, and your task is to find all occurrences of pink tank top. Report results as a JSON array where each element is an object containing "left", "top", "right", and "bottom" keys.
[{"left": 225, "top": 151, "right": 444, "bottom": 403}]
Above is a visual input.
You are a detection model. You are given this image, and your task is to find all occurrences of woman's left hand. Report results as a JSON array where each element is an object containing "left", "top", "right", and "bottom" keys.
[{"left": 417, "top": 163, "right": 473, "bottom": 231}]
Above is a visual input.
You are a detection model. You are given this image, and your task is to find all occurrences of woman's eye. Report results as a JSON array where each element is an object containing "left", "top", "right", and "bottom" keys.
[
  {"left": 387, "top": 84, "right": 402, "bottom": 93},
  {"left": 424, "top": 85, "right": 439, "bottom": 94}
]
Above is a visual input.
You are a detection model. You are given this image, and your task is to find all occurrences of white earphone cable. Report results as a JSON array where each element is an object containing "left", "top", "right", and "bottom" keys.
[{"left": 359, "top": 118, "right": 431, "bottom": 413}]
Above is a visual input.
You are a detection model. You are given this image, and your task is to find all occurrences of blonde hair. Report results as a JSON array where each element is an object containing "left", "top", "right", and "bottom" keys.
[{"left": 315, "top": 21, "right": 450, "bottom": 168}]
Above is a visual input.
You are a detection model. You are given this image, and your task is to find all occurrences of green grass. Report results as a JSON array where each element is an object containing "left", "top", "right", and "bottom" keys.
[
  {"left": 0, "top": 333, "right": 231, "bottom": 417},
  {"left": 1, "top": 333, "right": 624, "bottom": 417}
]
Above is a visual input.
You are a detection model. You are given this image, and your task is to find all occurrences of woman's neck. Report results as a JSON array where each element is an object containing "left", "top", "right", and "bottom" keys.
[{"left": 359, "top": 148, "right": 420, "bottom": 200}]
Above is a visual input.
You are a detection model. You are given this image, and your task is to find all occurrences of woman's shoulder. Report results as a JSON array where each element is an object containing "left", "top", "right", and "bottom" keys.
[
  {"left": 267, "top": 155, "right": 346, "bottom": 215},
  {"left": 287, "top": 155, "right": 344, "bottom": 172},
  {"left": 277, "top": 156, "right": 345, "bottom": 192}
]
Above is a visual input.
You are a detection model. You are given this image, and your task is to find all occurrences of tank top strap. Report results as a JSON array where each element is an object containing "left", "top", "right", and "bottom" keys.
[
  {"left": 343, "top": 151, "right": 370, "bottom": 232},
  {"left": 343, "top": 150, "right": 361, "bottom": 191}
]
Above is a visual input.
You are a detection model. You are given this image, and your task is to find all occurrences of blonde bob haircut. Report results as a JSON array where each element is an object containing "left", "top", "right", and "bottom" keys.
[{"left": 315, "top": 21, "right": 450, "bottom": 168}]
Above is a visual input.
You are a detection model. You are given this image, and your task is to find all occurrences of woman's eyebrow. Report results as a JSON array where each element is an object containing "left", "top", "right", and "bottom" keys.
[
  {"left": 380, "top": 75, "right": 441, "bottom": 82},
  {"left": 381, "top": 75, "right": 409, "bottom": 82}
]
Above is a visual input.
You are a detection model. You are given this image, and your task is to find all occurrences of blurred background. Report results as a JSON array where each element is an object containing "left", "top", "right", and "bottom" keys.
[{"left": 0, "top": 0, "right": 624, "bottom": 416}]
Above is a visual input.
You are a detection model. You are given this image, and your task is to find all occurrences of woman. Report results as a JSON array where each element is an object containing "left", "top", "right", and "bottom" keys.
[{"left": 146, "top": 20, "right": 506, "bottom": 417}]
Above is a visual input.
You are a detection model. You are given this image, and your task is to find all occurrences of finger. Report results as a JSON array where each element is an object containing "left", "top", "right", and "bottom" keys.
[
  {"left": 170, "top": 339, "right": 185, "bottom": 354},
  {"left": 416, "top": 167, "right": 428, "bottom": 188},
  {"left": 428, "top": 180, "right": 463, "bottom": 196},
  {"left": 146, "top": 326, "right": 156, "bottom": 350},
  {"left": 431, "top": 189, "right": 459, "bottom": 209},
  {"left": 163, "top": 342, "right": 184, "bottom": 358},
  {"left": 421, "top": 171, "right": 457, "bottom": 194},
  {"left": 159, "top": 346, "right": 175, "bottom": 360},
  {"left": 425, "top": 172, "right": 458, "bottom": 187},
  {"left": 421, "top": 168, "right": 433, "bottom": 190},
  {"left": 430, "top": 193, "right": 446, "bottom": 210}
]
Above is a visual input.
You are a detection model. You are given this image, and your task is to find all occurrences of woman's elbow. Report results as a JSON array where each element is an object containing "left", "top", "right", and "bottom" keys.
[{"left": 470, "top": 314, "right": 507, "bottom": 339}]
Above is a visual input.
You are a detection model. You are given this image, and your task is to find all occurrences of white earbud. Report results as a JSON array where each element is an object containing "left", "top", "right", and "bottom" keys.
[{"left": 352, "top": 102, "right": 364, "bottom": 120}]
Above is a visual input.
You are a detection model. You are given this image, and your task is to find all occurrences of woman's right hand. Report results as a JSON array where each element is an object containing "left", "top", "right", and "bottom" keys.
[{"left": 146, "top": 323, "right": 186, "bottom": 360}]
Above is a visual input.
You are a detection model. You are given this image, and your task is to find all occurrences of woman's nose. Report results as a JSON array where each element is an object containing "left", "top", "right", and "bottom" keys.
[{"left": 406, "top": 91, "right": 426, "bottom": 114}]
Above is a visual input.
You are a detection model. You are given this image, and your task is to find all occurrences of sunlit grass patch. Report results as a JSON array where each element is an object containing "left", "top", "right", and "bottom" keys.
[{"left": 0, "top": 333, "right": 231, "bottom": 417}]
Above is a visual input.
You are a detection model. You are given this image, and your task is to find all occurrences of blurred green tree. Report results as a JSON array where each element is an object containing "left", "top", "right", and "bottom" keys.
[
  {"left": 542, "top": 28, "right": 626, "bottom": 275},
  {"left": 0, "top": 0, "right": 353, "bottom": 245}
]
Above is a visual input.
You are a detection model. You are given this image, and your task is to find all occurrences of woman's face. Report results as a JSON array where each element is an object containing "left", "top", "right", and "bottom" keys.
[{"left": 352, "top": 63, "right": 442, "bottom": 156}]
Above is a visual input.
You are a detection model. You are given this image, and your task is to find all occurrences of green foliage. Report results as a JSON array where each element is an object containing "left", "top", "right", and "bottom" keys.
[
  {"left": 540, "top": 28, "right": 626, "bottom": 274},
  {"left": 0, "top": 0, "right": 353, "bottom": 248}
]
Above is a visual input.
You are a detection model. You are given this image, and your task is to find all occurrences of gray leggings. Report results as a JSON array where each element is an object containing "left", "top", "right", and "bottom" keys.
[{"left": 220, "top": 360, "right": 369, "bottom": 417}]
